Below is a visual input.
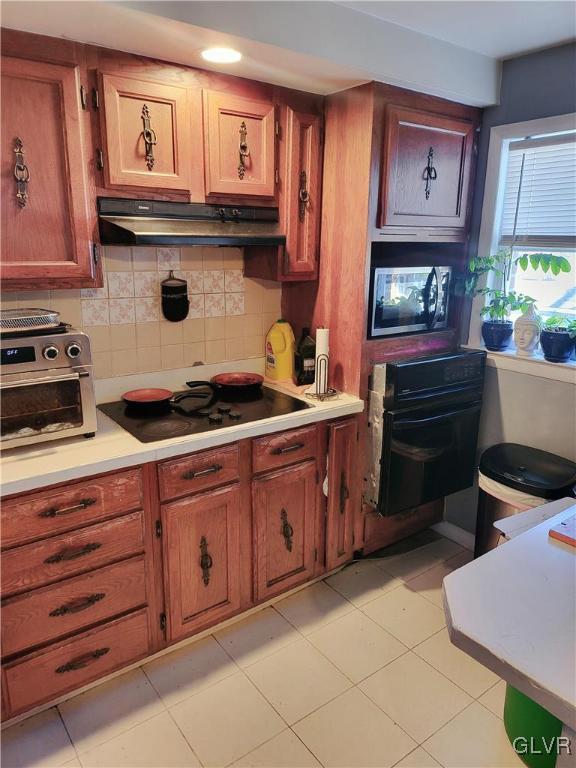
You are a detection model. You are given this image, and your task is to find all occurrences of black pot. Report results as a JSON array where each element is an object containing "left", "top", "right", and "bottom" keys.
[
  {"left": 481, "top": 320, "right": 513, "bottom": 351},
  {"left": 540, "top": 329, "right": 575, "bottom": 363}
]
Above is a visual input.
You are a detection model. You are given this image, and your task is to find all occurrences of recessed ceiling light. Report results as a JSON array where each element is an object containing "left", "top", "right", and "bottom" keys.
[{"left": 201, "top": 47, "right": 242, "bottom": 64}]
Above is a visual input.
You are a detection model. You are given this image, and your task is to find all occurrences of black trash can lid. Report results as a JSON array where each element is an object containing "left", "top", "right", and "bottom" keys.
[{"left": 479, "top": 443, "right": 576, "bottom": 499}]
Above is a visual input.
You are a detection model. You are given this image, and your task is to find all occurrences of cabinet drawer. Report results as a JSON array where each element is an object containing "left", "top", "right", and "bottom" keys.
[
  {"left": 2, "top": 556, "right": 147, "bottom": 657},
  {"left": 3, "top": 609, "right": 150, "bottom": 716},
  {"left": 158, "top": 444, "right": 239, "bottom": 501},
  {"left": 1, "top": 469, "right": 144, "bottom": 549},
  {"left": 252, "top": 426, "right": 317, "bottom": 473},
  {"left": 1, "top": 512, "right": 145, "bottom": 598}
]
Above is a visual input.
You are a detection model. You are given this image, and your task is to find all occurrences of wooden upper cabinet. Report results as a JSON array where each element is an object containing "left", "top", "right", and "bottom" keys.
[
  {"left": 1, "top": 56, "right": 94, "bottom": 288},
  {"left": 253, "top": 461, "right": 317, "bottom": 601},
  {"left": 325, "top": 419, "right": 357, "bottom": 571},
  {"left": 379, "top": 105, "right": 476, "bottom": 237},
  {"left": 99, "top": 73, "right": 193, "bottom": 191},
  {"left": 203, "top": 91, "right": 276, "bottom": 198},
  {"left": 161, "top": 484, "right": 242, "bottom": 642}
]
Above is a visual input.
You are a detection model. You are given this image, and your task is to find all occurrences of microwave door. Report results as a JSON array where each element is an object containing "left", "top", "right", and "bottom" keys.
[{"left": 423, "top": 268, "right": 440, "bottom": 329}]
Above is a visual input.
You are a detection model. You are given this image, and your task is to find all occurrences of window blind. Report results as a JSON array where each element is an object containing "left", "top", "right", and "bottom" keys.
[{"left": 499, "top": 134, "right": 576, "bottom": 249}]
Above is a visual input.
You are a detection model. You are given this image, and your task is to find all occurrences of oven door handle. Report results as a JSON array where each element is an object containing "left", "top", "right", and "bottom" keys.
[
  {"left": 0, "top": 370, "right": 89, "bottom": 389},
  {"left": 393, "top": 402, "right": 482, "bottom": 429}
]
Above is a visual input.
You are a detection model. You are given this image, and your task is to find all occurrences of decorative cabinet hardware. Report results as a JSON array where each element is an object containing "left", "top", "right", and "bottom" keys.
[
  {"left": 272, "top": 442, "right": 304, "bottom": 456},
  {"left": 199, "top": 535, "right": 213, "bottom": 586},
  {"left": 92, "top": 242, "right": 100, "bottom": 266},
  {"left": 160, "top": 613, "right": 167, "bottom": 632},
  {"left": 155, "top": 520, "right": 163, "bottom": 538},
  {"left": 79, "top": 85, "right": 87, "bottom": 110},
  {"left": 339, "top": 471, "right": 350, "bottom": 515},
  {"left": 13, "top": 138, "right": 30, "bottom": 208},
  {"left": 92, "top": 87, "right": 100, "bottom": 110},
  {"left": 298, "top": 170, "right": 310, "bottom": 222},
  {"left": 280, "top": 508, "right": 294, "bottom": 552},
  {"left": 96, "top": 148, "right": 104, "bottom": 171},
  {"left": 423, "top": 146, "right": 437, "bottom": 200},
  {"left": 55, "top": 647, "right": 109, "bottom": 674},
  {"left": 182, "top": 463, "right": 222, "bottom": 481},
  {"left": 238, "top": 120, "right": 250, "bottom": 179},
  {"left": 44, "top": 543, "right": 102, "bottom": 564},
  {"left": 141, "top": 104, "right": 157, "bottom": 171},
  {"left": 49, "top": 592, "right": 105, "bottom": 617},
  {"left": 39, "top": 498, "right": 97, "bottom": 519}
]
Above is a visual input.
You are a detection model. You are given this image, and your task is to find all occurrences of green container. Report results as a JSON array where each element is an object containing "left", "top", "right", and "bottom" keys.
[{"left": 504, "top": 684, "right": 563, "bottom": 768}]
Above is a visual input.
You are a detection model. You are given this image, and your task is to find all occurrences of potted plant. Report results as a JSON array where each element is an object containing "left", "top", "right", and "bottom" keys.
[{"left": 540, "top": 316, "right": 576, "bottom": 363}]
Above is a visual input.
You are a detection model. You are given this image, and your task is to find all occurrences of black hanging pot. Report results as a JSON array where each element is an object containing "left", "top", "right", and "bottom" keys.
[
  {"left": 481, "top": 320, "right": 513, "bottom": 351},
  {"left": 161, "top": 270, "right": 189, "bottom": 322}
]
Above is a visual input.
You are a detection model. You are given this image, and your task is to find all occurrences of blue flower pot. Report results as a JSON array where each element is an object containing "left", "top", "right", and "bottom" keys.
[
  {"left": 540, "top": 329, "right": 574, "bottom": 363},
  {"left": 482, "top": 321, "right": 513, "bottom": 351}
]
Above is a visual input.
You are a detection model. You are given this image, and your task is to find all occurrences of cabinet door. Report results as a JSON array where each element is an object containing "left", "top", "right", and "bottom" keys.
[
  {"left": 203, "top": 91, "right": 276, "bottom": 198},
  {"left": 100, "top": 73, "right": 192, "bottom": 190},
  {"left": 162, "top": 484, "right": 241, "bottom": 642},
  {"left": 379, "top": 106, "right": 475, "bottom": 235},
  {"left": 282, "top": 108, "right": 321, "bottom": 278},
  {"left": 1, "top": 57, "right": 94, "bottom": 286},
  {"left": 325, "top": 419, "right": 357, "bottom": 570},
  {"left": 253, "top": 461, "right": 317, "bottom": 601}
]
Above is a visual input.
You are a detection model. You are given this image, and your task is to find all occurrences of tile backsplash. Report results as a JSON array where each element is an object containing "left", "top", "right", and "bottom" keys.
[{"left": 1, "top": 246, "right": 282, "bottom": 378}]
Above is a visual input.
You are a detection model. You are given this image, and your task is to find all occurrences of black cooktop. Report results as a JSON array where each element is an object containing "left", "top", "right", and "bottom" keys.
[{"left": 98, "top": 385, "right": 312, "bottom": 443}]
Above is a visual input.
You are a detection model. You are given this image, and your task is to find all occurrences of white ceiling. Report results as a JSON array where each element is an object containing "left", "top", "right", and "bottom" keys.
[{"left": 339, "top": 1, "right": 576, "bottom": 58}]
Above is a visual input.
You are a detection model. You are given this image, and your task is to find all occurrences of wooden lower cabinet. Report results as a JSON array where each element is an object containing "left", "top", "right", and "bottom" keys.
[
  {"left": 325, "top": 419, "right": 357, "bottom": 570},
  {"left": 161, "top": 483, "right": 243, "bottom": 642},
  {"left": 253, "top": 461, "right": 317, "bottom": 601}
]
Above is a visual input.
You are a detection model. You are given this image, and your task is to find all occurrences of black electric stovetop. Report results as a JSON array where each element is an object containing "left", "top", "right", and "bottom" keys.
[{"left": 98, "top": 385, "right": 312, "bottom": 443}]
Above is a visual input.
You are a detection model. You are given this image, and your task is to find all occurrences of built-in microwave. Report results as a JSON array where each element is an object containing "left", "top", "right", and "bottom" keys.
[{"left": 367, "top": 266, "right": 451, "bottom": 339}]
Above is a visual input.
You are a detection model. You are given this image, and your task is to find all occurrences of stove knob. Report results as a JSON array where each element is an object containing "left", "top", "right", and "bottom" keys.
[
  {"left": 208, "top": 412, "right": 223, "bottom": 424},
  {"left": 66, "top": 342, "right": 82, "bottom": 359},
  {"left": 218, "top": 404, "right": 232, "bottom": 414},
  {"left": 43, "top": 345, "right": 59, "bottom": 361},
  {"left": 198, "top": 408, "right": 212, "bottom": 417},
  {"left": 229, "top": 410, "right": 242, "bottom": 420}
]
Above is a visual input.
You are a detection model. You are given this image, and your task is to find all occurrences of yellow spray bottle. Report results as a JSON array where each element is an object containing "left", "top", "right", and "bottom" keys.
[{"left": 265, "top": 319, "right": 295, "bottom": 381}]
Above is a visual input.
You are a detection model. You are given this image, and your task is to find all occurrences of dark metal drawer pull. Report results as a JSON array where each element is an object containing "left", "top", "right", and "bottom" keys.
[
  {"left": 238, "top": 120, "right": 250, "bottom": 179},
  {"left": 44, "top": 542, "right": 102, "bottom": 564},
  {"left": 423, "top": 146, "right": 437, "bottom": 200},
  {"left": 49, "top": 593, "right": 105, "bottom": 617},
  {"left": 272, "top": 442, "right": 304, "bottom": 456},
  {"left": 182, "top": 463, "right": 223, "bottom": 481},
  {"left": 13, "top": 137, "right": 30, "bottom": 208},
  {"left": 55, "top": 647, "right": 109, "bottom": 674},
  {"left": 141, "top": 104, "right": 157, "bottom": 171},
  {"left": 39, "top": 498, "right": 97, "bottom": 518},
  {"left": 339, "top": 471, "right": 350, "bottom": 515},
  {"left": 199, "top": 536, "right": 213, "bottom": 586},
  {"left": 280, "top": 508, "right": 294, "bottom": 552}
]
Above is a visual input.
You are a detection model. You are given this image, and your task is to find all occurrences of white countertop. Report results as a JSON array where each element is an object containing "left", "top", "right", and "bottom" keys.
[
  {"left": 0, "top": 364, "right": 363, "bottom": 497},
  {"left": 443, "top": 501, "right": 576, "bottom": 727}
]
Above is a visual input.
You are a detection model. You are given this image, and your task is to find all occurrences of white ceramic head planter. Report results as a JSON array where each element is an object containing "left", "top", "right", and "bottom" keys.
[{"left": 514, "top": 304, "right": 542, "bottom": 356}]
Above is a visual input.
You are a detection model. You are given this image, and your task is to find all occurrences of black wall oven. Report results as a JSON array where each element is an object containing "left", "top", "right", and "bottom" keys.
[{"left": 366, "top": 351, "right": 486, "bottom": 516}]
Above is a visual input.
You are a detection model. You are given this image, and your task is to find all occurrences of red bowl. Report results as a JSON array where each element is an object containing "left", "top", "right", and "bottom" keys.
[
  {"left": 211, "top": 372, "right": 263, "bottom": 387},
  {"left": 122, "top": 388, "right": 173, "bottom": 404}
]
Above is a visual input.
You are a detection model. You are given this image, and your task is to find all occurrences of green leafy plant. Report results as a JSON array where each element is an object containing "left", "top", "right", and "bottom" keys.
[
  {"left": 478, "top": 289, "right": 535, "bottom": 321},
  {"left": 543, "top": 315, "right": 576, "bottom": 337}
]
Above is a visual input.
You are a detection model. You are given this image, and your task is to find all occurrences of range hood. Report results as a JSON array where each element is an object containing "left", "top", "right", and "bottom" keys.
[{"left": 97, "top": 198, "right": 286, "bottom": 247}]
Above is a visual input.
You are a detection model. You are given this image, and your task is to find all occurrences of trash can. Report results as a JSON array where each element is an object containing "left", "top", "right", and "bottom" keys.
[{"left": 474, "top": 443, "right": 576, "bottom": 557}]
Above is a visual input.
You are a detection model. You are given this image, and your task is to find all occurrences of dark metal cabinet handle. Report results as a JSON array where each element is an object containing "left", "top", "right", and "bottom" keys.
[
  {"left": 39, "top": 498, "right": 97, "bottom": 519},
  {"left": 13, "top": 138, "right": 30, "bottom": 208},
  {"left": 182, "top": 463, "right": 222, "bottom": 481},
  {"left": 280, "top": 508, "right": 294, "bottom": 552},
  {"left": 199, "top": 536, "right": 213, "bottom": 586},
  {"left": 298, "top": 170, "right": 310, "bottom": 222},
  {"left": 44, "top": 542, "right": 102, "bottom": 564},
  {"left": 339, "top": 471, "right": 350, "bottom": 515},
  {"left": 55, "top": 647, "right": 109, "bottom": 674},
  {"left": 49, "top": 593, "right": 106, "bottom": 617},
  {"left": 141, "top": 104, "right": 157, "bottom": 171},
  {"left": 272, "top": 442, "right": 304, "bottom": 456},
  {"left": 423, "top": 146, "right": 437, "bottom": 200},
  {"left": 238, "top": 120, "right": 250, "bottom": 179}
]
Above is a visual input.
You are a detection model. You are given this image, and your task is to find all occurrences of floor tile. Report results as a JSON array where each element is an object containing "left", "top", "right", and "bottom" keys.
[
  {"left": 78, "top": 711, "right": 200, "bottom": 767},
  {"left": 233, "top": 730, "right": 321, "bottom": 767},
  {"left": 274, "top": 581, "right": 354, "bottom": 635},
  {"left": 360, "top": 652, "right": 472, "bottom": 743},
  {"left": 414, "top": 628, "right": 500, "bottom": 698},
  {"left": 1, "top": 708, "right": 76, "bottom": 768},
  {"left": 169, "top": 672, "right": 284, "bottom": 767},
  {"left": 406, "top": 562, "right": 453, "bottom": 607},
  {"left": 393, "top": 747, "right": 442, "bottom": 767},
  {"left": 143, "top": 634, "right": 238, "bottom": 707},
  {"left": 214, "top": 607, "right": 300, "bottom": 668},
  {"left": 58, "top": 668, "right": 164, "bottom": 754},
  {"left": 479, "top": 680, "right": 507, "bottom": 718},
  {"left": 423, "top": 701, "right": 524, "bottom": 767},
  {"left": 446, "top": 549, "right": 474, "bottom": 569},
  {"left": 307, "top": 609, "right": 407, "bottom": 683},
  {"left": 294, "top": 688, "right": 416, "bottom": 768},
  {"left": 362, "top": 585, "right": 446, "bottom": 647},
  {"left": 377, "top": 538, "right": 463, "bottom": 582},
  {"left": 244, "top": 638, "right": 351, "bottom": 724},
  {"left": 60, "top": 761, "right": 81, "bottom": 767},
  {"left": 325, "top": 560, "right": 402, "bottom": 607}
]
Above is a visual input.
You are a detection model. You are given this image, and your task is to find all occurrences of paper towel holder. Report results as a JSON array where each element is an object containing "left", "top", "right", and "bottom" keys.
[{"left": 305, "top": 354, "right": 339, "bottom": 401}]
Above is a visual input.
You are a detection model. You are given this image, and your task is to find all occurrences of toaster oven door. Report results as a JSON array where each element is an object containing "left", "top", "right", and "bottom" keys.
[{"left": 0, "top": 368, "right": 96, "bottom": 448}]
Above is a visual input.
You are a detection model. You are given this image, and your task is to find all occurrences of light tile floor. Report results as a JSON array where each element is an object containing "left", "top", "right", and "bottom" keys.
[{"left": 1, "top": 535, "right": 524, "bottom": 768}]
